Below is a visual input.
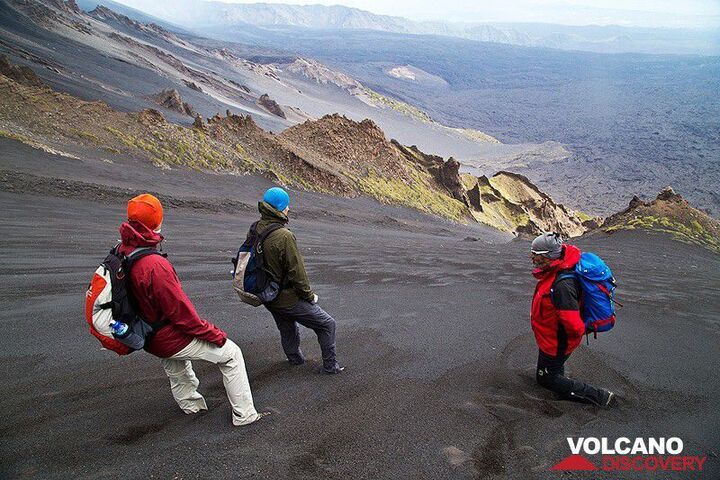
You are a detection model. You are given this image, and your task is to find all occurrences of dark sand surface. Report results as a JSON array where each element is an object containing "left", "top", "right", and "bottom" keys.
[{"left": 0, "top": 139, "right": 718, "bottom": 479}]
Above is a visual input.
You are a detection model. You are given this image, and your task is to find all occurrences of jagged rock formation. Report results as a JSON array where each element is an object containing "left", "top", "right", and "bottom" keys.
[
  {"left": 0, "top": 55, "right": 45, "bottom": 87},
  {"left": 602, "top": 187, "right": 720, "bottom": 253},
  {"left": 392, "top": 142, "right": 469, "bottom": 206},
  {"left": 151, "top": 89, "right": 195, "bottom": 116},
  {"left": 462, "top": 172, "right": 587, "bottom": 237},
  {"left": 256, "top": 94, "right": 286, "bottom": 118},
  {"left": 206, "top": 111, "right": 354, "bottom": 193}
]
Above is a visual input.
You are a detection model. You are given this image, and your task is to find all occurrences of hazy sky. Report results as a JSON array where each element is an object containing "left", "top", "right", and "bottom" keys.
[{"left": 116, "top": 0, "right": 720, "bottom": 28}]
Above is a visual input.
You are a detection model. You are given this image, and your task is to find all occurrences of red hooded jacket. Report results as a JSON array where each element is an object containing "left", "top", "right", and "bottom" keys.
[
  {"left": 118, "top": 221, "right": 227, "bottom": 358},
  {"left": 530, "top": 244, "right": 585, "bottom": 357}
]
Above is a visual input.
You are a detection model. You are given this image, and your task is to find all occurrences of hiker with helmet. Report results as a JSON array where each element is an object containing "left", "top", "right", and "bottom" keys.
[
  {"left": 117, "top": 194, "right": 268, "bottom": 425},
  {"left": 530, "top": 232, "right": 615, "bottom": 407},
  {"left": 251, "top": 187, "right": 344, "bottom": 374}
]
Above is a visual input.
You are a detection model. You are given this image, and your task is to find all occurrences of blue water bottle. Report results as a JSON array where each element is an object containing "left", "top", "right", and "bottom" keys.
[{"left": 110, "top": 320, "right": 129, "bottom": 337}]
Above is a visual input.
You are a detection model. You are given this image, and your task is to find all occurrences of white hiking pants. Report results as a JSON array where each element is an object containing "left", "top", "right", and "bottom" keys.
[{"left": 160, "top": 338, "right": 260, "bottom": 426}]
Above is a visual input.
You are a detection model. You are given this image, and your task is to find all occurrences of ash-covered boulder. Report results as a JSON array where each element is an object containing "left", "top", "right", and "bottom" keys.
[
  {"left": 256, "top": 94, "right": 286, "bottom": 119},
  {"left": 151, "top": 89, "right": 195, "bottom": 117}
]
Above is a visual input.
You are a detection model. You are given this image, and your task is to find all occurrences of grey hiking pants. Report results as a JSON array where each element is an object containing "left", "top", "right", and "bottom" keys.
[{"left": 267, "top": 299, "right": 338, "bottom": 370}]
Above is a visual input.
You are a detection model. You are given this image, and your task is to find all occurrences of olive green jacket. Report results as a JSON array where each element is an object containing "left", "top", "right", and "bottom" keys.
[{"left": 256, "top": 201, "right": 315, "bottom": 309}]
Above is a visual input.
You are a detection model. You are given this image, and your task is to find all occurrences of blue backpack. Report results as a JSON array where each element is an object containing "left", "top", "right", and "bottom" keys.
[{"left": 556, "top": 252, "right": 619, "bottom": 336}]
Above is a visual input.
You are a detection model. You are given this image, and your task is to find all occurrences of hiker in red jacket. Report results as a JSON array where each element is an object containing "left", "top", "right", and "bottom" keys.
[
  {"left": 530, "top": 232, "right": 615, "bottom": 407},
  {"left": 119, "top": 193, "right": 268, "bottom": 426}
]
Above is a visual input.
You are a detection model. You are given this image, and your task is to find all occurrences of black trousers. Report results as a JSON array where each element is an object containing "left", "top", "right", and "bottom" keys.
[{"left": 536, "top": 350, "right": 607, "bottom": 405}]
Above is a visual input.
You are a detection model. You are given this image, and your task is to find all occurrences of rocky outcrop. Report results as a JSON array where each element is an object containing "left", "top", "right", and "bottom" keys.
[
  {"left": 602, "top": 187, "right": 719, "bottom": 252},
  {"left": 183, "top": 80, "right": 202, "bottom": 92},
  {"left": 192, "top": 113, "right": 206, "bottom": 131},
  {"left": 391, "top": 142, "right": 469, "bottom": 206},
  {"left": 461, "top": 172, "right": 587, "bottom": 237},
  {"left": 256, "top": 94, "right": 286, "bottom": 118},
  {"left": 280, "top": 114, "right": 413, "bottom": 182},
  {"left": 151, "top": 89, "right": 195, "bottom": 116},
  {"left": 467, "top": 183, "right": 482, "bottom": 211},
  {"left": 437, "top": 158, "right": 468, "bottom": 205},
  {"left": 0, "top": 64, "right": 591, "bottom": 228},
  {"left": 0, "top": 55, "right": 45, "bottom": 87},
  {"left": 138, "top": 108, "right": 166, "bottom": 127},
  {"left": 67, "top": 0, "right": 81, "bottom": 13}
]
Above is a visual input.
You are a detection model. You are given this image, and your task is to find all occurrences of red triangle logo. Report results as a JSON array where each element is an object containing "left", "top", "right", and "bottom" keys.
[{"left": 551, "top": 454, "right": 598, "bottom": 471}]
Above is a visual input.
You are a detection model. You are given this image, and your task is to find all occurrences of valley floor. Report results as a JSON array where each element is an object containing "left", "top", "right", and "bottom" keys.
[{"left": 0, "top": 139, "right": 718, "bottom": 479}]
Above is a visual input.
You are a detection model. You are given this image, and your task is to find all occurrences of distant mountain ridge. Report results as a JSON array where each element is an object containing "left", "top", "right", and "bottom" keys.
[{"left": 80, "top": 0, "right": 720, "bottom": 55}]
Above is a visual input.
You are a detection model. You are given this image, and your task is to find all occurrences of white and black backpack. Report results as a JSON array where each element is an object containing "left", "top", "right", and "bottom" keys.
[{"left": 84, "top": 246, "right": 167, "bottom": 355}]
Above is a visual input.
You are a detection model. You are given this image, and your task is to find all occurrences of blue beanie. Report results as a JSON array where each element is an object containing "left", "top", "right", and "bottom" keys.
[{"left": 263, "top": 187, "right": 290, "bottom": 212}]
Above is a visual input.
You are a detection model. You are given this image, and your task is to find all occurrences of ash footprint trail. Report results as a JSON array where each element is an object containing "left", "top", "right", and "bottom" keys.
[
  {"left": 467, "top": 332, "right": 707, "bottom": 479},
  {"left": 466, "top": 333, "right": 618, "bottom": 478}
]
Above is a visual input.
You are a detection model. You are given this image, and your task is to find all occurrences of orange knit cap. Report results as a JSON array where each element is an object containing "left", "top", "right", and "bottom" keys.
[{"left": 127, "top": 193, "right": 163, "bottom": 230}]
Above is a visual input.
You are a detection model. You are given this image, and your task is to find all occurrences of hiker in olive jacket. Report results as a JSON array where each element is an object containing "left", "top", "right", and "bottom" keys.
[{"left": 256, "top": 187, "right": 344, "bottom": 374}]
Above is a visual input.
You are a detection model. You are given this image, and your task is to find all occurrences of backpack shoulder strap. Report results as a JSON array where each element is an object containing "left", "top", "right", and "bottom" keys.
[
  {"left": 256, "top": 223, "right": 286, "bottom": 253},
  {"left": 555, "top": 271, "right": 577, "bottom": 283},
  {"left": 551, "top": 270, "right": 579, "bottom": 305},
  {"left": 123, "top": 248, "right": 166, "bottom": 273},
  {"left": 121, "top": 248, "right": 169, "bottom": 332}
]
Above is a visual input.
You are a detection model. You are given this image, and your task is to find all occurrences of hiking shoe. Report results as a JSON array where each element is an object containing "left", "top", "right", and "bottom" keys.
[
  {"left": 321, "top": 365, "right": 345, "bottom": 374},
  {"left": 287, "top": 354, "right": 306, "bottom": 365},
  {"left": 233, "top": 411, "right": 271, "bottom": 427}
]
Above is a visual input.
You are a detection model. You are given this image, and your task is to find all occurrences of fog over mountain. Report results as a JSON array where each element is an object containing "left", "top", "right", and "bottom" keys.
[{"left": 88, "top": 0, "right": 720, "bottom": 55}]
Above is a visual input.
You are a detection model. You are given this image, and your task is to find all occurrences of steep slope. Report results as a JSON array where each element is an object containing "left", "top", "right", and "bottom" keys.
[
  {"left": 4, "top": 53, "right": 716, "bottom": 249},
  {"left": 0, "top": 0, "right": 509, "bottom": 163},
  {"left": 0, "top": 64, "right": 467, "bottom": 220},
  {"left": 602, "top": 187, "right": 720, "bottom": 253}
]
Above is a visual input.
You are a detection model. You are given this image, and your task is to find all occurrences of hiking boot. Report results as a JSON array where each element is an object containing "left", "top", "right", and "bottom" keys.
[{"left": 600, "top": 390, "right": 617, "bottom": 408}]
